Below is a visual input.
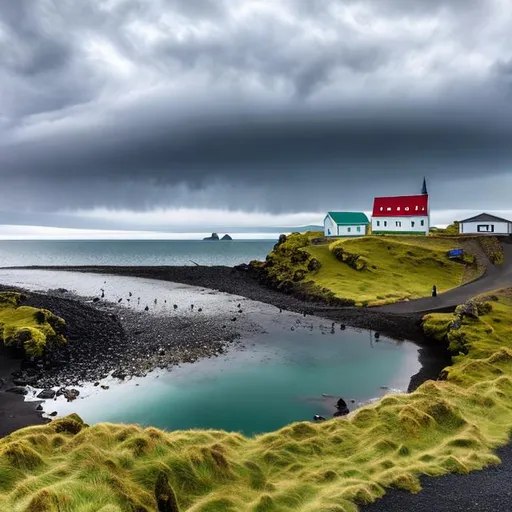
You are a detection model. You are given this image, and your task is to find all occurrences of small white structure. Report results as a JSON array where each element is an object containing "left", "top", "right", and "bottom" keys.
[
  {"left": 459, "top": 213, "right": 512, "bottom": 235},
  {"left": 324, "top": 212, "right": 370, "bottom": 237}
]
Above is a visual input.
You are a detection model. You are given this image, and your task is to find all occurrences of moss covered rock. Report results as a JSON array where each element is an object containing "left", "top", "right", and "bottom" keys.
[{"left": 0, "top": 293, "right": 67, "bottom": 357}]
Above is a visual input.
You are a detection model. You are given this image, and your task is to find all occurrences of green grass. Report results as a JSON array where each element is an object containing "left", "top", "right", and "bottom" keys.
[
  {"left": 0, "top": 292, "right": 66, "bottom": 357},
  {"left": 254, "top": 232, "right": 486, "bottom": 306},
  {"left": 2, "top": 289, "right": 512, "bottom": 511},
  {"left": 306, "top": 235, "right": 477, "bottom": 306}
]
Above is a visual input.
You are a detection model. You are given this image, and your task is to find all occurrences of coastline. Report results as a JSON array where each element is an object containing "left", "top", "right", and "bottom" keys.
[{"left": 0, "top": 266, "right": 450, "bottom": 438}]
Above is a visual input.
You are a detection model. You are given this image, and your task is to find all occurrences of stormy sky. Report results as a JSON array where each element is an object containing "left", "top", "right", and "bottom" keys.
[{"left": 1, "top": 0, "right": 512, "bottom": 235}]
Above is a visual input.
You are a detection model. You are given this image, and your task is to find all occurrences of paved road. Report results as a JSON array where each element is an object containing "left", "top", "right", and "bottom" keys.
[
  {"left": 362, "top": 443, "right": 512, "bottom": 512},
  {"left": 380, "top": 242, "right": 512, "bottom": 314}
]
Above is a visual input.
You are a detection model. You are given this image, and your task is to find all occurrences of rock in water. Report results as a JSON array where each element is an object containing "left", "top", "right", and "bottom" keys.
[
  {"left": 203, "top": 232, "right": 220, "bottom": 241},
  {"left": 155, "top": 472, "right": 181, "bottom": 512},
  {"left": 221, "top": 234, "right": 232, "bottom": 240},
  {"left": 37, "top": 389, "right": 56, "bottom": 399},
  {"left": 334, "top": 397, "right": 350, "bottom": 417}
]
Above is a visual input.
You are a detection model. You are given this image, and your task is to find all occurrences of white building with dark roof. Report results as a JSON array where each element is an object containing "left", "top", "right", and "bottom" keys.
[{"left": 459, "top": 213, "right": 512, "bottom": 235}]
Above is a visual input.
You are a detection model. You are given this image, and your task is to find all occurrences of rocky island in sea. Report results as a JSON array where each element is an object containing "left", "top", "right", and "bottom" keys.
[{"left": 203, "top": 232, "right": 232, "bottom": 240}]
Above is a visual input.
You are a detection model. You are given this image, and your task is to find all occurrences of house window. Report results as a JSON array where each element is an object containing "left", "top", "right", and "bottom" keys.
[
  {"left": 396, "top": 221, "right": 401, "bottom": 227},
  {"left": 477, "top": 224, "right": 494, "bottom": 232},
  {"left": 415, "top": 206, "right": 419, "bottom": 211},
  {"left": 347, "top": 227, "right": 351, "bottom": 233},
  {"left": 357, "top": 226, "right": 361, "bottom": 232},
  {"left": 380, "top": 207, "right": 384, "bottom": 211},
  {"left": 384, "top": 221, "right": 387, "bottom": 227},
  {"left": 420, "top": 220, "right": 425, "bottom": 226},
  {"left": 376, "top": 221, "right": 380, "bottom": 227},
  {"left": 397, "top": 207, "right": 401, "bottom": 211},
  {"left": 405, "top": 206, "right": 410, "bottom": 211},
  {"left": 411, "top": 221, "right": 415, "bottom": 227}
]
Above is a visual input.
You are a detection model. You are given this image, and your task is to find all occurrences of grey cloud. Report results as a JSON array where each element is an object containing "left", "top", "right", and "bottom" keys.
[{"left": 0, "top": 0, "right": 511, "bottom": 221}]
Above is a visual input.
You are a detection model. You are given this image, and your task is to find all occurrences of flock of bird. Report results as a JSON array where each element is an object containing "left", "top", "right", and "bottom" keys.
[
  {"left": 93, "top": 281, "right": 382, "bottom": 339},
  {"left": 93, "top": 281, "right": 243, "bottom": 320}
]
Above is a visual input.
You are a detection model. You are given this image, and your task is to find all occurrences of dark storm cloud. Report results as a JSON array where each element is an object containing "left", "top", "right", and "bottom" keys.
[{"left": 1, "top": 0, "right": 512, "bottom": 220}]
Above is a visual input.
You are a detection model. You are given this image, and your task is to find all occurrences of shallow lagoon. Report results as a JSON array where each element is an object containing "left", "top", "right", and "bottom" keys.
[{"left": 0, "top": 269, "right": 421, "bottom": 435}]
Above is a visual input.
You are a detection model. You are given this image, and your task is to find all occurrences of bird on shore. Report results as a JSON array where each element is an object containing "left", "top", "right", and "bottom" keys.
[
  {"left": 173, "top": 304, "right": 178, "bottom": 310},
  {"left": 303, "top": 311, "right": 307, "bottom": 317},
  {"left": 191, "top": 304, "right": 194, "bottom": 310},
  {"left": 129, "top": 292, "right": 132, "bottom": 297},
  {"left": 144, "top": 305, "right": 149, "bottom": 311},
  {"left": 118, "top": 298, "right": 122, "bottom": 303},
  {"left": 198, "top": 307, "right": 202, "bottom": 312},
  {"left": 237, "top": 303, "right": 241, "bottom": 308},
  {"left": 154, "top": 298, "right": 157, "bottom": 305},
  {"left": 279, "top": 308, "right": 282, "bottom": 313},
  {"left": 340, "top": 324, "right": 346, "bottom": 330},
  {"left": 231, "top": 317, "right": 237, "bottom": 321},
  {"left": 238, "top": 309, "right": 243, "bottom": 314},
  {"left": 100, "top": 288, "right": 105, "bottom": 298}
]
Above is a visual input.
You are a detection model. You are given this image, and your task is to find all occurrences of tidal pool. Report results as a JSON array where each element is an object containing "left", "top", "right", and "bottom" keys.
[{"left": 0, "top": 269, "right": 421, "bottom": 435}]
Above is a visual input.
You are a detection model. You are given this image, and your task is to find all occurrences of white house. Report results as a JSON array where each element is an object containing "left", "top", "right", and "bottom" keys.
[
  {"left": 324, "top": 212, "right": 370, "bottom": 237},
  {"left": 371, "top": 179, "right": 430, "bottom": 235},
  {"left": 459, "top": 213, "right": 512, "bottom": 235}
]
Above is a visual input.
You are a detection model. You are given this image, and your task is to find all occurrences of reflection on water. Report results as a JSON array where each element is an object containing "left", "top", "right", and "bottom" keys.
[{"left": 0, "top": 269, "right": 421, "bottom": 435}]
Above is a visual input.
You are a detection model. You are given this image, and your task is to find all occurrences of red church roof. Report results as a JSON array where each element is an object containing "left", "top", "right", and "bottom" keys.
[{"left": 372, "top": 194, "right": 429, "bottom": 217}]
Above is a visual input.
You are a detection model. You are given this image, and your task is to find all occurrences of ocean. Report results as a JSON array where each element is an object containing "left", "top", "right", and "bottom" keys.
[{"left": 0, "top": 239, "right": 277, "bottom": 267}]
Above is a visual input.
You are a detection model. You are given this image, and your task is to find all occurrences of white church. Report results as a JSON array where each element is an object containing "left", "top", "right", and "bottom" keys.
[{"left": 371, "top": 178, "right": 430, "bottom": 235}]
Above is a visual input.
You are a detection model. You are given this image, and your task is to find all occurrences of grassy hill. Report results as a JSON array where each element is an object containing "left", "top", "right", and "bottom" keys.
[
  {"left": 2, "top": 289, "right": 512, "bottom": 511},
  {"left": 252, "top": 233, "right": 492, "bottom": 306}
]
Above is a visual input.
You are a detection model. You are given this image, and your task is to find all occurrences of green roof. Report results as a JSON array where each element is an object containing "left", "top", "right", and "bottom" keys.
[{"left": 326, "top": 212, "right": 370, "bottom": 225}]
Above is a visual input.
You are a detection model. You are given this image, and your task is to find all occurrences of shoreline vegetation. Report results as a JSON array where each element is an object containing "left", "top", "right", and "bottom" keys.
[
  {"left": 0, "top": 233, "right": 510, "bottom": 511},
  {"left": 0, "top": 285, "right": 511, "bottom": 510}
]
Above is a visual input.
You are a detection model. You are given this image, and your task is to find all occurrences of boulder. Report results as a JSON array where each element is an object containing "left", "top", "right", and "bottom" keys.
[
  {"left": 203, "top": 233, "right": 220, "bottom": 241},
  {"left": 221, "top": 234, "right": 232, "bottom": 240},
  {"left": 62, "top": 389, "right": 80, "bottom": 402},
  {"left": 334, "top": 397, "right": 350, "bottom": 417},
  {"left": 37, "top": 388, "right": 56, "bottom": 399}
]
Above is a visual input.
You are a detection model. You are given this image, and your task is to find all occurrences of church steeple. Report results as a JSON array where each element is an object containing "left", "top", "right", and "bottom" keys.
[{"left": 421, "top": 177, "right": 428, "bottom": 195}]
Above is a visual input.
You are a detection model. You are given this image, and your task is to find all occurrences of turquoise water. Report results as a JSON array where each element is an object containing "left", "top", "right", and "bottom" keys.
[
  {"left": 43, "top": 326, "right": 419, "bottom": 436},
  {"left": 0, "top": 239, "right": 276, "bottom": 267}
]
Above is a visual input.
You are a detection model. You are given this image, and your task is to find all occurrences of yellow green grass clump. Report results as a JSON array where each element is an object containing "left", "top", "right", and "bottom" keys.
[
  {"left": 255, "top": 232, "right": 482, "bottom": 306},
  {"left": 2, "top": 289, "right": 512, "bottom": 511},
  {"left": 0, "top": 292, "right": 66, "bottom": 357}
]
